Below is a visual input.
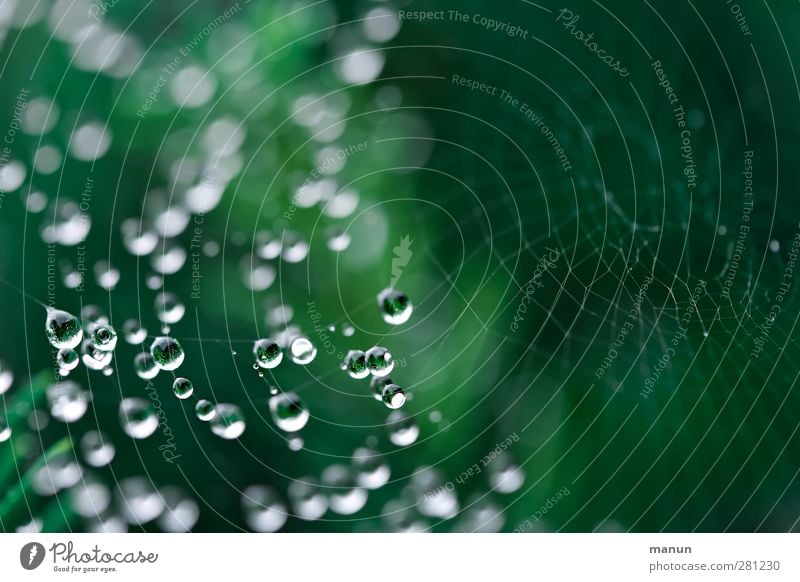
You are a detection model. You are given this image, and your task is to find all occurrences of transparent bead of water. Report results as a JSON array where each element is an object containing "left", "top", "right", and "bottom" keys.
[
  {"left": 387, "top": 410, "right": 419, "bottom": 446},
  {"left": 150, "top": 336, "right": 185, "bottom": 371},
  {"left": 155, "top": 291, "right": 185, "bottom": 324},
  {"left": 342, "top": 349, "right": 369, "bottom": 379},
  {"left": 381, "top": 383, "right": 406, "bottom": 409},
  {"left": 413, "top": 466, "right": 459, "bottom": 519},
  {"left": 69, "top": 476, "right": 111, "bottom": 518},
  {"left": 366, "top": 346, "right": 394, "bottom": 377},
  {"left": 326, "top": 227, "right": 351, "bottom": 252},
  {"left": 90, "top": 323, "right": 118, "bottom": 352},
  {"left": 172, "top": 377, "right": 194, "bottom": 400},
  {"left": 287, "top": 433, "right": 304, "bottom": 451},
  {"left": 377, "top": 288, "right": 413, "bottom": 325},
  {"left": 487, "top": 452, "right": 525, "bottom": 494},
  {"left": 253, "top": 338, "right": 282, "bottom": 369},
  {"left": 321, "top": 464, "right": 368, "bottom": 515},
  {"left": 268, "top": 392, "right": 309, "bottom": 432},
  {"left": 209, "top": 403, "right": 246, "bottom": 439},
  {"left": 119, "top": 398, "right": 159, "bottom": 439},
  {"left": 134, "top": 351, "right": 159, "bottom": 380},
  {"left": 94, "top": 260, "right": 120, "bottom": 290},
  {"left": 117, "top": 477, "right": 164, "bottom": 525},
  {"left": 81, "top": 430, "right": 115, "bottom": 467},
  {"left": 195, "top": 399, "right": 216, "bottom": 421},
  {"left": 288, "top": 477, "right": 328, "bottom": 521},
  {"left": 242, "top": 485, "right": 288, "bottom": 532},
  {"left": 370, "top": 376, "right": 393, "bottom": 401},
  {"left": 0, "top": 359, "right": 14, "bottom": 393},
  {"left": 352, "top": 447, "right": 390, "bottom": 489},
  {"left": 123, "top": 319, "right": 147, "bottom": 344},
  {"left": 45, "top": 308, "right": 83, "bottom": 349},
  {"left": 81, "top": 339, "right": 113, "bottom": 371},
  {"left": 289, "top": 336, "right": 317, "bottom": 364},
  {"left": 47, "top": 380, "right": 89, "bottom": 423},
  {"left": 157, "top": 486, "right": 200, "bottom": 532},
  {"left": 281, "top": 231, "right": 309, "bottom": 263},
  {"left": 0, "top": 417, "right": 10, "bottom": 443},
  {"left": 57, "top": 348, "right": 79, "bottom": 372}
]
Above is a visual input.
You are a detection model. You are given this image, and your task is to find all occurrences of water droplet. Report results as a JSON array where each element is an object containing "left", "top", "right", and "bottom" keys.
[
  {"left": 268, "top": 392, "right": 309, "bottom": 432},
  {"left": 195, "top": 399, "right": 216, "bottom": 421},
  {"left": 90, "top": 323, "right": 118, "bottom": 351},
  {"left": 366, "top": 346, "right": 394, "bottom": 377},
  {"left": 377, "top": 288, "right": 413, "bottom": 325},
  {"left": 117, "top": 477, "right": 164, "bottom": 525},
  {"left": 94, "top": 260, "right": 120, "bottom": 290},
  {"left": 122, "top": 319, "right": 147, "bottom": 344},
  {"left": 0, "top": 418, "right": 11, "bottom": 443},
  {"left": 150, "top": 336, "right": 185, "bottom": 371},
  {"left": 280, "top": 231, "right": 309, "bottom": 263},
  {"left": 342, "top": 349, "right": 369, "bottom": 379},
  {"left": 487, "top": 452, "right": 525, "bottom": 494},
  {"left": 412, "top": 466, "right": 459, "bottom": 519},
  {"left": 352, "top": 447, "right": 390, "bottom": 489},
  {"left": 45, "top": 308, "right": 83, "bottom": 349},
  {"left": 157, "top": 486, "right": 200, "bottom": 532},
  {"left": 288, "top": 477, "right": 328, "bottom": 520},
  {"left": 289, "top": 336, "right": 317, "bottom": 364},
  {"left": 134, "top": 351, "right": 159, "bottom": 380},
  {"left": 287, "top": 433, "right": 304, "bottom": 451},
  {"left": 57, "top": 348, "right": 79, "bottom": 372},
  {"left": 253, "top": 338, "right": 283, "bottom": 369},
  {"left": 387, "top": 410, "right": 419, "bottom": 446},
  {"left": 209, "top": 403, "right": 246, "bottom": 439},
  {"left": 342, "top": 323, "right": 355, "bottom": 337},
  {"left": 47, "top": 380, "right": 89, "bottom": 422},
  {"left": 70, "top": 477, "right": 111, "bottom": 518},
  {"left": 81, "top": 430, "right": 115, "bottom": 467},
  {"left": 81, "top": 339, "right": 113, "bottom": 370},
  {"left": 269, "top": 385, "right": 278, "bottom": 396},
  {"left": 155, "top": 291, "right": 185, "bottom": 324},
  {"left": 321, "top": 465, "right": 368, "bottom": 515},
  {"left": 254, "top": 230, "right": 282, "bottom": 259},
  {"left": 326, "top": 227, "right": 351, "bottom": 252},
  {"left": 370, "top": 376, "right": 393, "bottom": 401},
  {"left": 119, "top": 398, "right": 158, "bottom": 439},
  {"left": 381, "top": 383, "right": 405, "bottom": 409},
  {"left": 0, "top": 359, "right": 14, "bottom": 394},
  {"left": 172, "top": 377, "right": 194, "bottom": 400},
  {"left": 242, "top": 485, "right": 287, "bottom": 532}
]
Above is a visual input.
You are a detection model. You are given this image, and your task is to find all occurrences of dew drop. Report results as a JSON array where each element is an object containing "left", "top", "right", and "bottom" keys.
[
  {"left": 366, "top": 346, "right": 394, "bottom": 377},
  {"left": 90, "top": 323, "right": 118, "bottom": 352},
  {"left": 288, "top": 477, "right": 328, "bottom": 520},
  {"left": 352, "top": 447, "right": 390, "bottom": 489},
  {"left": 381, "top": 383, "right": 406, "bottom": 409},
  {"left": 370, "top": 376, "right": 393, "bottom": 401},
  {"left": 268, "top": 392, "right": 309, "bottom": 432},
  {"left": 155, "top": 291, "right": 186, "bottom": 324},
  {"left": 123, "top": 319, "right": 147, "bottom": 344},
  {"left": 377, "top": 288, "right": 413, "bottom": 325},
  {"left": 209, "top": 403, "right": 246, "bottom": 439},
  {"left": 119, "top": 398, "right": 159, "bottom": 439},
  {"left": 0, "top": 360, "right": 14, "bottom": 394},
  {"left": 134, "top": 352, "right": 159, "bottom": 380},
  {"left": 150, "top": 336, "right": 185, "bottom": 371},
  {"left": 253, "top": 338, "right": 283, "bottom": 369},
  {"left": 321, "top": 465, "right": 368, "bottom": 515},
  {"left": 289, "top": 336, "right": 317, "bottom": 365},
  {"left": 242, "top": 485, "right": 287, "bottom": 532},
  {"left": 342, "top": 349, "right": 369, "bottom": 379},
  {"left": 172, "top": 377, "right": 194, "bottom": 400},
  {"left": 387, "top": 410, "right": 419, "bottom": 446},
  {"left": 57, "top": 348, "right": 79, "bottom": 372},
  {"left": 47, "top": 380, "right": 89, "bottom": 423},
  {"left": 195, "top": 399, "right": 216, "bottom": 421},
  {"left": 45, "top": 308, "right": 83, "bottom": 350},
  {"left": 81, "top": 430, "right": 115, "bottom": 467}
]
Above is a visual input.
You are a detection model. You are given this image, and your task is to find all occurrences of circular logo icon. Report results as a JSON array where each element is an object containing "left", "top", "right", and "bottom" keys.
[{"left": 20, "top": 542, "right": 45, "bottom": 570}]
